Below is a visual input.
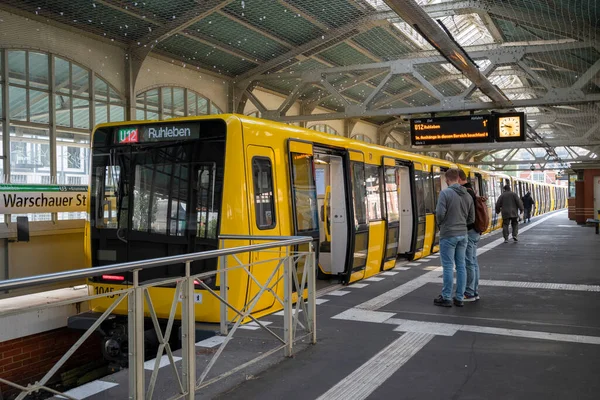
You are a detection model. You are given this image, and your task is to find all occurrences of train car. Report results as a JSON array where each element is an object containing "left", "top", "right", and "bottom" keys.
[{"left": 69, "top": 114, "right": 567, "bottom": 364}]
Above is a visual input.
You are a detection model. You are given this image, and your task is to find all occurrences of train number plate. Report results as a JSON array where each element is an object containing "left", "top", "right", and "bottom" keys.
[{"left": 178, "top": 293, "right": 203, "bottom": 303}]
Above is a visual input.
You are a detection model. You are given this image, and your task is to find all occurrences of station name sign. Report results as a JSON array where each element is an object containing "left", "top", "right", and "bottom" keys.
[
  {"left": 117, "top": 122, "right": 201, "bottom": 144},
  {"left": 0, "top": 185, "right": 88, "bottom": 214},
  {"left": 410, "top": 115, "right": 492, "bottom": 145}
]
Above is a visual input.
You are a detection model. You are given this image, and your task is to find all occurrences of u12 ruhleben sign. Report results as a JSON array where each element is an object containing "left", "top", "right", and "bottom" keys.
[{"left": 0, "top": 184, "right": 88, "bottom": 214}]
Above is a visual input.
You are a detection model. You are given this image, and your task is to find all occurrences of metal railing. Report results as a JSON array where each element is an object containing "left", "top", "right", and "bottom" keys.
[{"left": 0, "top": 235, "right": 316, "bottom": 399}]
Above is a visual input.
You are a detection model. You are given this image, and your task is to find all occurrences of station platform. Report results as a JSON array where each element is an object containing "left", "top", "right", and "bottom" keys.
[
  {"left": 216, "top": 210, "right": 600, "bottom": 400},
  {"left": 49, "top": 210, "right": 600, "bottom": 399}
]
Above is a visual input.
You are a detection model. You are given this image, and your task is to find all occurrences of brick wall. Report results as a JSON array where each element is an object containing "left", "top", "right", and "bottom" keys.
[{"left": 0, "top": 328, "right": 102, "bottom": 399}]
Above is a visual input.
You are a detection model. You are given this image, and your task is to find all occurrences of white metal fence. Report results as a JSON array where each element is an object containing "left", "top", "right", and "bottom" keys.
[{"left": 0, "top": 235, "right": 316, "bottom": 399}]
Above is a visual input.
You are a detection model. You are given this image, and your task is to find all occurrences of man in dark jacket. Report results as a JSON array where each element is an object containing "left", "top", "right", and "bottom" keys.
[
  {"left": 458, "top": 170, "right": 481, "bottom": 302},
  {"left": 496, "top": 185, "right": 524, "bottom": 242},
  {"left": 521, "top": 191, "right": 535, "bottom": 223},
  {"left": 434, "top": 168, "right": 474, "bottom": 307}
]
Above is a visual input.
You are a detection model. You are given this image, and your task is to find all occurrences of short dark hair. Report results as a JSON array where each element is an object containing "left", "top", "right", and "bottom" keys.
[
  {"left": 445, "top": 168, "right": 460, "bottom": 182},
  {"left": 458, "top": 169, "right": 467, "bottom": 181},
  {"left": 504, "top": 184, "right": 511, "bottom": 191}
]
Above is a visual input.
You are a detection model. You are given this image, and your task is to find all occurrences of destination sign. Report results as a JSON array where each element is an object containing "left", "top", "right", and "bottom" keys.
[
  {"left": 410, "top": 115, "right": 492, "bottom": 146},
  {"left": 116, "top": 122, "right": 201, "bottom": 144}
]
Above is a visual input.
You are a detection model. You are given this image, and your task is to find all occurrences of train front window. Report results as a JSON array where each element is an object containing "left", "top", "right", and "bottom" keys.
[{"left": 90, "top": 120, "right": 226, "bottom": 281}]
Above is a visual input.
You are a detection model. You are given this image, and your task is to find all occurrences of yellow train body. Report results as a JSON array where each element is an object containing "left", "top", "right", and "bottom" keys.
[{"left": 85, "top": 114, "right": 567, "bottom": 323}]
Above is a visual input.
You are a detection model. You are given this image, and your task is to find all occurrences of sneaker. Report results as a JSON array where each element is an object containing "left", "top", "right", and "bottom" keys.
[
  {"left": 474, "top": 293, "right": 480, "bottom": 300},
  {"left": 433, "top": 295, "right": 452, "bottom": 307},
  {"left": 504, "top": 239, "right": 509, "bottom": 243},
  {"left": 513, "top": 236, "right": 518, "bottom": 242},
  {"left": 463, "top": 293, "right": 479, "bottom": 302},
  {"left": 453, "top": 298, "right": 464, "bottom": 307}
]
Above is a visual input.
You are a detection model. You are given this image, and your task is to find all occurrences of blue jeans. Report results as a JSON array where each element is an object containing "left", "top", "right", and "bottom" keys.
[
  {"left": 440, "top": 235, "right": 467, "bottom": 301},
  {"left": 465, "top": 229, "right": 480, "bottom": 297}
]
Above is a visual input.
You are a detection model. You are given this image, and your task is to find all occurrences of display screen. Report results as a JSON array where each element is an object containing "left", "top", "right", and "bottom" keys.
[
  {"left": 116, "top": 122, "right": 201, "bottom": 144},
  {"left": 410, "top": 115, "right": 492, "bottom": 145}
]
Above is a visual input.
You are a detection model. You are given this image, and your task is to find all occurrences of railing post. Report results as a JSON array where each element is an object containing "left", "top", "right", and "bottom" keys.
[
  {"left": 128, "top": 270, "right": 144, "bottom": 399},
  {"left": 307, "top": 242, "right": 317, "bottom": 344},
  {"left": 283, "top": 246, "right": 294, "bottom": 357},
  {"left": 219, "top": 239, "right": 228, "bottom": 335},
  {"left": 181, "top": 261, "right": 196, "bottom": 399}
]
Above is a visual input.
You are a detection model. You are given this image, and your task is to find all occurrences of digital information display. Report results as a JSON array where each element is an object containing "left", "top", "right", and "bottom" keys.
[
  {"left": 410, "top": 115, "right": 492, "bottom": 146},
  {"left": 116, "top": 122, "right": 201, "bottom": 144}
]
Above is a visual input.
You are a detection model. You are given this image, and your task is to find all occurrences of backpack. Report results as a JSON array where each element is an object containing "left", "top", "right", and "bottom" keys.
[{"left": 468, "top": 188, "right": 489, "bottom": 233}]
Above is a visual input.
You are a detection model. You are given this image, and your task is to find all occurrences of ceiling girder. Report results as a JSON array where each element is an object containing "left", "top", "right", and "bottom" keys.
[
  {"left": 421, "top": 0, "right": 598, "bottom": 42},
  {"left": 382, "top": 0, "right": 511, "bottom": 107},
  {"left": 267, "top": 91, "right": 600, "bottom": 122},
  {"left": 236, "top": 10, "right": 396, "bottom": 81}
]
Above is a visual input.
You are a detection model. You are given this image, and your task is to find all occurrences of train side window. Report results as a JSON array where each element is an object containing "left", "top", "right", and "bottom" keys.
[
  {"left": 252, "top": 157, "right": 276, "bottom": 229},
  {"left": 365, "top": 164, "right": 383, "bottom": 221}
]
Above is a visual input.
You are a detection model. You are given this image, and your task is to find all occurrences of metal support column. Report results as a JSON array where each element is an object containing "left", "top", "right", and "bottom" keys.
[
  {"left": 219, "top": 239, "right": 228, "bottom": 335},
  {"left": 307, "top": 242, "right": 317, "bottom": 344},
  {"left": 1, "top": 50, "right": 9, "bottom": 184},
  {"left": 283, "top": 247, "right": 293, "bottom": 357},
  {"left": 181, "top": 261, "right": 196, "bottom": 399},
  {"left": 128, "top": 270, "right": 144, "bottom": 399}
]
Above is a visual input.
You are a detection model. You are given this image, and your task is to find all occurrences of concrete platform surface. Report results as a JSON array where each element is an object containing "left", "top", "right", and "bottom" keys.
[{"left": 49, "top": 210, "right": 600, "bottom": 399}]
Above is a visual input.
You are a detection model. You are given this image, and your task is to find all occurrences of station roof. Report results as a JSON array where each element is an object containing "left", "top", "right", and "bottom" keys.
[{"left": 2, "top": 0, "right": 599, "bottom": 169}]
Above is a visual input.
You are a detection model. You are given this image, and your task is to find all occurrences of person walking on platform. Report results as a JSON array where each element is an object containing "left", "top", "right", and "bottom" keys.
[
  {"left": 496, "top": 185, "right": 524, "bottom": 243},
  {"left": 521, "top": 191, "right": 535, "bottom": 223},
  {"left": 433, "top": 168, "right": 474, "bottom": 308},
  {"left": 458, "top": 170, "right": 484, "bottom": 302}
]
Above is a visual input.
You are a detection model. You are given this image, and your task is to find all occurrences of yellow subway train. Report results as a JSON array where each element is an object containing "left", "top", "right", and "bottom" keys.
[{"left": 70, "top": 114, "right": 567, "bottom": 361}]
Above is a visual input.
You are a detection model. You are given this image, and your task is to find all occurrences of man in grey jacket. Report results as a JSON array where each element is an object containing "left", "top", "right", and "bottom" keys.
[
  {"left": 434, "top": 168, "right": 475, "bottom": 307},
  {"left": 495, "top": 184, "right": 524, "bottom": 242}
]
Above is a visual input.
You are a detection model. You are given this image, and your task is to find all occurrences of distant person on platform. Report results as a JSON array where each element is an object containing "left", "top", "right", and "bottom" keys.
[
  {"left": 521, "top": 191, "right": 535, "bottom": 223},
  {"left": 495, "top": 185, "right": 524, "bottom": 242},
  {"left": 458, "top": 170, "right": 482, "bottom": 302},
  {"left": 434, "top": 168, "right": 474, "bottom": 308}
]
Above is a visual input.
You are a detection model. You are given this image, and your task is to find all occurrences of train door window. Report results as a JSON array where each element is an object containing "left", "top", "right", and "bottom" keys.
[
  {"left": 384, "top": 166, "right": 399, "bottom": 260},
  {"left": 398, "top": 165, "right": 414, "bottom": 255},
  {"left": 384, "top": 167, "right": 399, "bottom": 222},
  {"left": 351, "top": 160, "right": 368, "bottom": 269},
  {"left": 351, "top": 161, "right": 368, "bottom": 227},
  {"left": 431, "top": 168, "right": 443, "bottom": 251},
  {"left": 413, "top": 166, "right": 426, "bottom": 255},
  {"left": 471, "top": 173, "right": 481, "bottom": 196},
  {"left": 290, "top": 152, "right": 318, "bottom": 233},
  {"left": 252, "top": 157, "right": 276, "bottom": 229},
  {"left": 365, "top": 164, "right": 383, "bottom": 221},
  {"left": 422, "top": 171, "right": 435, "bottom": 215},
  {"left": 482, "top": 177, "right": 489, "bottom": 200}
]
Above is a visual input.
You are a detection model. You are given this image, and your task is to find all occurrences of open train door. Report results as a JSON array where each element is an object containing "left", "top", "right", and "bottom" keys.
[
  {"left": 287, "top": 139, "right": 320, "bottom": 286},
  {"left": 342, "top": 150, "right": 369, "bottom": 283},
  {"left": 380, "top": 157, "right": 416, "bottom": 261}
]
